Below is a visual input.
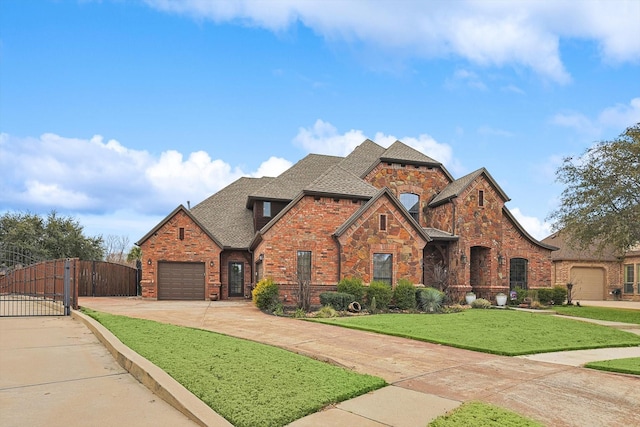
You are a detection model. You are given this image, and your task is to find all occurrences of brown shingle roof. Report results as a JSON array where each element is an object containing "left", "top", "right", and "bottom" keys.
[
  {"left": 339, "top": 139, "right": 386, "bottom": 177},
  {"left": 190, "top": 177, "right": 273, "bottom": 249},
  {"left": 304, "top": 165, "right": 379, "bottom": 198},
  {"left": 381, "top": 140, "right": 441, "bottom": 165},
  {"left": 541, "top": 231, "right": 617, "bottom": 261},
  {"left": 249, "top": 154, "right": 342, "bottom": 202}
]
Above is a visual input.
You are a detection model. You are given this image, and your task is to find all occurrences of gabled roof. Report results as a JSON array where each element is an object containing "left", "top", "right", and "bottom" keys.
[
  {"left": 247, "top": 154, "right": 342, "bottom": 204},
  {"left": 362, "top": 140, "right": 455, "bottom": 182},
  {"left": 503, "top": 208, "right": 558, "bottom": 251},
  {"left": 191, "top": 177, "right": 272, "bottom": 249},
  {"left": 338, "top": 139, "right": 386, "bottom": 177},
  {"left": 136, "top": 204, "right": 223, "bottom": 248},
  {"left": 541, "top": 231, "right": 617, "bottom": 261},
  {"left": 429, "top": 167, "right": 510, "bottom": 207},
  {"left": 334, "top": 188, "right": 431, "bottom": 243},
  {"left": 304, "top": 165, "right": 379, "bottom": 199},
  {"left": 424, "top": 227, "right": 458, "bottom": 241}
]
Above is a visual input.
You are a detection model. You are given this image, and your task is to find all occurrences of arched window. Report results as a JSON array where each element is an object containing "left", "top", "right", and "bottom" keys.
[
  {"left": 400, "top": 193, "right": 419, "bottom": 222},
  {"left": 509, "top": 258, "right": 528, "bottom": 290}
]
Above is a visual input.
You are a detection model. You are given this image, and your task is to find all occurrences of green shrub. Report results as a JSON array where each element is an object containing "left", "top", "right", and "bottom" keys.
[
  {"left": 393, "top": 279, "right": 417, "bottom": 310},
  {"left": 537, "top": 288, "right": 554, "bottom": 305},
  {"left": 319, "top": 292, "right": 355, "bottom": 311},
  {"left": 252, "top": 278, "right": 280, "bottom": 311},
  {"left": 366, "top": 281, "right": 392, "bottom": 310},
  {"left": 442, "top": 303, "right": 466, "bottom": 313},
  {"left": 292, "top": 307, "right": 307, "bottom": 318},
  {"left": 369, "top": 296, "right": 377, "bottom": 314},
  {"left": 509, "top": 288, "right": 528, "bottom": 305},
  {"left": 315, "top": 305, "right": 337, "bottom": 318},
  {"left": 337, "top": 277, "right": 365, "bottom": 303},
  {"left": 417, "top": 287, "right": 444, "bottom": 312},
  {"left": 471, "top": 298, "right": 492, "bottom": 309},
  {"left": 552, "top": 286, "right": 567, "bottom": 305}
]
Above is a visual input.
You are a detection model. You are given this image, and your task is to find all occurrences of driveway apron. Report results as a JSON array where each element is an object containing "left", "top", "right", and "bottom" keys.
[{"left": 79, "top": 298, "right": 640, "bottom": 427}]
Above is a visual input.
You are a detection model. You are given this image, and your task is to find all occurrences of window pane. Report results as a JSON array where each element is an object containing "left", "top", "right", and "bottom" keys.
[
  {"left": 373, "top": 253, "right": 392, "bottom": 285},
  {"left": 624, "top": 265, "right": 634, "bottom": 293},
  {"left": 297, "top": 251, "right": 311, "bottom": 283},
  {"left": 509, "top": 258, "right": 528, "bottom": 290},
  {"left": 399, "top": 193, "right": 419, "bottom": 222},
  {"left": 264, "top": 201, "right": 271, "bottom": 217}
]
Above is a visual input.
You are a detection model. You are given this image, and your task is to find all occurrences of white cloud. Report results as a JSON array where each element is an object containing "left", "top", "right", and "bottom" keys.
[
  {"left": 551, "top": 98, "right": 640, "bottom": 137},
  {"left": 143, "top": 0, "right": 640, "bottom": 83},
  {"left": 477, "top": 126, "right": 514, "bottom": 138},
  {"left": 598, "top": 97, "right": 640, "bottom": 129},
  {"left": 293, "top": 119, "right": 463, "bottom": 175},
  {"left": 510, "top": 207, "right": 552, "bottom": 240},
  {"left": 251, "top": 156, "right": 293, "bottom": 178}
]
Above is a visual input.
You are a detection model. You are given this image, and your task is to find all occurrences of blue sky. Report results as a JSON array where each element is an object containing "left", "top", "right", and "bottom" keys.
[{"left": 1, "top": 0, "right": 639, "bottom": 250}]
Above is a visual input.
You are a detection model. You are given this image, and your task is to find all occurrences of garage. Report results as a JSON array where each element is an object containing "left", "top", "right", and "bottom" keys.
[
  {"left": 570, "top": 267, "right": 605, "bottom": 300},
  {"left": 157, "top": 262, "right": 205, "bottom": 300}
]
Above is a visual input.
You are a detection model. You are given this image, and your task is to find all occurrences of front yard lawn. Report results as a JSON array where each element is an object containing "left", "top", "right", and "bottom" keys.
[
  {"left": 311, "top": 309, "right": 640, "bottom": 356},
  {"left": 585, "top": 357, "right": 640, "bottom": 376},
  {"left": 83, "top": 309, "right": 385, "bottom": 427},
  {"left": 429, "top": 401, "right": 543, "bottom": 427},
  {"left": 553, "top": 305, "right": 640, "bottom": 324}
]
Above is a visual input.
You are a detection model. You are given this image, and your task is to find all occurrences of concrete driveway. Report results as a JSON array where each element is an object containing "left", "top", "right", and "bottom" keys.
[{"left": 79, "top": 298, "right": 640, "bottom": 427}]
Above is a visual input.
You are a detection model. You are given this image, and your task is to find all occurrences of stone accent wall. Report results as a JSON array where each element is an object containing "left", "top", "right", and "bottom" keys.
[
  {"left": 139, "top": 210, "right": 221, "bottom": 299},
  {"left": 364, "top": 163, "right": 451, "bottom": 227},
  {"left": 336, "top": 195, "right": 427, "bottom": 285}
]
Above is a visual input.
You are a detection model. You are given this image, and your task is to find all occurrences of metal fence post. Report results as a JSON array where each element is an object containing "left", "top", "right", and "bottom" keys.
[{"left": 64, "top": 259, "right": 70, "bottom": 315}]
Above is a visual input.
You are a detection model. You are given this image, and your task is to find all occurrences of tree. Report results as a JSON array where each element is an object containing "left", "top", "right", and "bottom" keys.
[
  {"left": 127, "top": 246, "right": 142, "bottom": 264},
  {"left": 0, "top": 210, "right": 104, "bottom": 260},
  {"left": 548, "top": 123, "right": 640, "bottom": 255},
  {"left": 103, "top": 234, "right": 130, "bottom": 264}
]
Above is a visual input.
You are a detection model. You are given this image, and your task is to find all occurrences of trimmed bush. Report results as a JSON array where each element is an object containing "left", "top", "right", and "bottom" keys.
[
  {"left": 471, "top": 298, "right": 492, "bottom": 309},
  {"left": 337, "top": 277, "right": 365, "bottom": 303},
  {"left": 252, "top": 278, "right": 280, "bottom": 311},
  {"left": 552, "top": 286, "right": 567, "bottom": 305},
  {"left": 393, "top": 279, "right": 417, "bottom": 310},
  {"left": 537, "top": 288, "right": 554, "bottom": 305},
  {"left": 417, "top": 287, "right": 444, "bottom": 313},
  {"left": 509, "top": 288, "right": 528, "bottom": 305},
  {"left": 319, "top": 291, "right": 355, "bottom": 311},
  {"left": 365, "top": 281, "right": 393, "bottom": 311}
]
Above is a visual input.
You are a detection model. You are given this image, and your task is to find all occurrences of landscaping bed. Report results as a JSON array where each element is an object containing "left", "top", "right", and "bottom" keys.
[{"left": 585, "top": 357, "right": 640, "bottom": 376}]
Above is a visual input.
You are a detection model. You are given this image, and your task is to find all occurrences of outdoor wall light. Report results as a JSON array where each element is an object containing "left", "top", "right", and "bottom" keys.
[
  {"left": 210, "top": 261, "right": 214, "bottom": 267},
  {"left": 497, "top": 254, "right": 504, "bottom": 266},
  {"left": 147, "top": 259, "right": 152, "bottom": 265},
  {"left": 460, "top": 254, "right": 467, "bottom": 265}
]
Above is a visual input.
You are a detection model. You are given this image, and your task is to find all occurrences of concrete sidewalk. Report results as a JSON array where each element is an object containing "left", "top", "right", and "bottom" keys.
[
  {"left": 79, "top": 297, "right": 640, "bottom": 427},
  {"left": 0, "top": 316, "right": 203, "bottom": 427}
]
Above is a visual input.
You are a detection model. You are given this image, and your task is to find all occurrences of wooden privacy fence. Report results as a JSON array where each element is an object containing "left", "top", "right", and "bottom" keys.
[{"left": 78, "top": 260, "right": 139, "bottom": 297}]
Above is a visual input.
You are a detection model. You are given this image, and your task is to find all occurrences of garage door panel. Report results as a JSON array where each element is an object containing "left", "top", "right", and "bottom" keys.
[
  {"left": 570, "top": 267, "right": 604, "bottom": 301},
  {"left": 158, "top": 262, "right": 205, "bottom": 300}
]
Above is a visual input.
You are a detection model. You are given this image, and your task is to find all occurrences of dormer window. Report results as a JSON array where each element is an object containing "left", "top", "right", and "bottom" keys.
[
  {"left": 264, "top": 201, "right": 272, "bottom": 217},
  {"left": 400, "top": 193, "right": 420, "bottom": 222}
]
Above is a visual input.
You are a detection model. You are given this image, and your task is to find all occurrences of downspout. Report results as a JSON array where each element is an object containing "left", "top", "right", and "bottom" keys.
[
  {"left": 333, "top": 235, "right": 342, "bottom": 284},
  {"left": 451, "top": 202, "right": 456, "bottom": 235}
]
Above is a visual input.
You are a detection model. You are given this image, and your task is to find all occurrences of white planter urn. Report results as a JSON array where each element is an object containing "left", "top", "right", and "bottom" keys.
[
  {"left": 496, "top": 293, "right": 507, "bottom": 307},
  {"left": 465, "top": 292, "right": 476, "bottom": 305}
]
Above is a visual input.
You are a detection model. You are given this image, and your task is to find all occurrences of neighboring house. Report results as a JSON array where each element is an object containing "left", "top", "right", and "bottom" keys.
[
  {"left": 137, "top": 140, "right": 556, "bottom": 303},
  {"left": 542, "top": 232, "right": 640, "bottom": 301}
]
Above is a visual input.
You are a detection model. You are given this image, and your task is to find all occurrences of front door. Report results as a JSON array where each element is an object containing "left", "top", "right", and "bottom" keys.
[{"left": 229, "top": 262, "right": 244, "bottom": 297}]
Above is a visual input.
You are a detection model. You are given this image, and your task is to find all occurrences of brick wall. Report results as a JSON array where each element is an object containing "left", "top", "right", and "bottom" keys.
[{"left": 139, "top": 209, "right": 221, "bottom": 299}]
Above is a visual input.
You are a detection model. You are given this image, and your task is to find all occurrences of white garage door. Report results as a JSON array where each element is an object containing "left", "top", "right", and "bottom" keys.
[{"left": 570, "top": 267, "right": 605, "bottom": 300}]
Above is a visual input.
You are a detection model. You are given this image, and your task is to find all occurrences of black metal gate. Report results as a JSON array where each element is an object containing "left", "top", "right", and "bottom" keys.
[{"left": 0, "top": 246, "right": 72, "bottom": 316}]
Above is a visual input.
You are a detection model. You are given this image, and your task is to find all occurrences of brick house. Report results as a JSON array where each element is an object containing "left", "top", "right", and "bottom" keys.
[
  {"left": 137, "top": 139, "right": 557, "bottom": 304},
  {"left": 542, "top": 231, "right": 640, "bottom": 301}
]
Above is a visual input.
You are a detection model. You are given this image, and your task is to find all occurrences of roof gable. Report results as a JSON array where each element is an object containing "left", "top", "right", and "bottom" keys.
[
  {"left": 338, "top": 139, "right": 386, "bottom": 177},
  {"left": 136, "top": 204, "right": 223, "bottom": 248},
  {"left": 503, "top": 208, "right": 558, "bottom": 251},
  {"left": 429, "top": 167, "right": 510, "bottom": 207},
  {"left": 541, "top": 230, "right": 616, "bottom": 261},
  {"left": 304, "top": 165, "right": 379, "bottom": 199}
]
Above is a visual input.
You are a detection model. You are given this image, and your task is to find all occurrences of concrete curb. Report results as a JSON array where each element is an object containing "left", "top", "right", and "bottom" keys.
[{"left": 72, "top": 310, "right": 232, "bottom": 427}]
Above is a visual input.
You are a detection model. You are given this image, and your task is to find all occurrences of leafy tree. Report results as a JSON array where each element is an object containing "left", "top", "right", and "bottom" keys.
[
  {"left": 127, "top": 246, "right": 142, "bottom": 263},
  {"left": 0, "top": 210, "right": 104, "bottom": 260},
  {"left": 548, "top": 123, "right": 640, "bottom": 255}
]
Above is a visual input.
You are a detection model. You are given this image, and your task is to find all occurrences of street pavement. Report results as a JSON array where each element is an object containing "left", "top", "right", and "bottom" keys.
[{"left": 76, "top": 298, "right": 640, "bottom": 427}]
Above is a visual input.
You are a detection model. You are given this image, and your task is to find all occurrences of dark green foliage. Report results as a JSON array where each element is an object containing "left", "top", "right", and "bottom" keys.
[
  {"left": 537, "top": 288, "right": 554, "bottom": 304},
  {"left": 365, "top": 281, "right": 392, "bottom": 310},
  {"left": 0, "top": 210, "right": 104, "bottom": 261},
  {"left": 509, "top": 288, "right": 528, "bottom": 305},
  {"left": 337, "top": 277, "right": 365, "bottom": 303},
  {"left": 417, "top": 287, "right": 444, "bottom": 312},
  {"left": 393, "top": 279, "right": 417, "bottom": 310},
  {"left": 319, "top": 292, "right": 355, "bottom": 311},
  {"left": 252, "top": 278, "right": 280, "bottom": 311},
  {"left": 552, "top": 285, "right": 568, "bottom": 305}
]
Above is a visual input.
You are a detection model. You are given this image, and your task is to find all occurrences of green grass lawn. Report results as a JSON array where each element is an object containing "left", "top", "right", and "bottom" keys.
[
  {"left": 311, "top": 309, "right": 640, "bottom": 356},
  {"left": 553, "top": 305, "right": 640, "bottom": 324},
  {"left": 429, "top": 401, "right": 543, "bottom": 427},
  {"left": 83, "top": 309, "right": 385, "bottom": 427},
  {"left": 585, "top": 357, "right": 640, "bottom": 375}
]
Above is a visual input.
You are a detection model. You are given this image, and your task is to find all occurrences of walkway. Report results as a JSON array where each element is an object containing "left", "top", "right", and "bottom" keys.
[{"left": 78, "top": 298, "right": 640, "bottom": 427}]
